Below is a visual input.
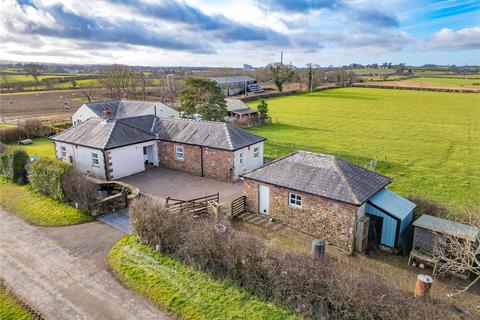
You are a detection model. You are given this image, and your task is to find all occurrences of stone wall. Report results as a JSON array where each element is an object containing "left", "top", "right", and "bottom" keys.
[
  {"left": 244, "top": 179, "right": 357, "bottom": 253},
  {"left": 157, "top": 141, "right": 236, "bottom": 182},
  {"left": 92, "top": 193, "right": 127, "bottom": 216}
]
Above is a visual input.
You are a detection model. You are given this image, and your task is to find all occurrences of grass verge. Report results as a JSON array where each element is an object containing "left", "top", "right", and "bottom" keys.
[
  {"left": 108, "top": 235, "right": 301, "bottom": 320},
  {"left": 0, "top": 177, "right": 93, "bottom": 226},
  {"left": 0, "top": 282, "right": 40, "bottom": 320}
]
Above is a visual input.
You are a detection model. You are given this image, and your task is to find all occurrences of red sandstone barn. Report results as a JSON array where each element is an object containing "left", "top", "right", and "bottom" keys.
[{"left": 241, "top": 151, "right": 415, "bottom": 253}]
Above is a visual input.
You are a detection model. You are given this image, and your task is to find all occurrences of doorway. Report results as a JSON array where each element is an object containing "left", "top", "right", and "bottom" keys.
[
  {"left": 258, "top": 185, "right": 270, "bottom": 215},
  {"left": 368, "top": 215, "right": 383, "bottom": 250}
]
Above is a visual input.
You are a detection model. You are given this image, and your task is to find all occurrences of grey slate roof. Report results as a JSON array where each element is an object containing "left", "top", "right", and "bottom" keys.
[
  {"left": 209, "top": 76, "right": 256, "bottom": 84},
  {"left": 413, "top": 214, "right": 480, "bottom": 241},
  {"left": 153, "top": 117, "right": 265, "bottom": 150},
  {"left": 52, "top": 115, "right": 265, "bottom": 151},
  {"left": 226, "top": 98, "right": 258, "bottom": 114},
  {"left": 82, "top": 100, "right": 178, "bottom": 120},
  {"left": 242, "top": 151, "right": 391, "bottom": 205}
]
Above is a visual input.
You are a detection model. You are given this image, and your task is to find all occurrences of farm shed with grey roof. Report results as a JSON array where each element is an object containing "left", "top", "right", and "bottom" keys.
[
  {"left": 242, "top": 151, "right": 415, "bottom": 253},
  {"left": 208, "top": 76, "right": 259, "bottom": 96}
]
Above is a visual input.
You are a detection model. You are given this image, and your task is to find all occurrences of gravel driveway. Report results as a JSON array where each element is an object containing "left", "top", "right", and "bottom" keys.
[{"left": 0, "top": 207, "right": 170, "bottom": 320}]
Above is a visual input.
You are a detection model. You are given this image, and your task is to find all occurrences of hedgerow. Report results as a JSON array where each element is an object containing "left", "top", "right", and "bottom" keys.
[
  {"left": 0, "top": 149, "right": 29, "bottom": 184},
  {"left": 130, "top": 197, "right": 457, "bottom": 320},
  {"left": 28, "top": 158, "right": 71, "bottom": 201}
]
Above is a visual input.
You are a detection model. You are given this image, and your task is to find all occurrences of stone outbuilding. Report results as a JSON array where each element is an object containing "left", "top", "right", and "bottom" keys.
[{"left": 242, "top": 151, "right": 414, "bottom": 253}]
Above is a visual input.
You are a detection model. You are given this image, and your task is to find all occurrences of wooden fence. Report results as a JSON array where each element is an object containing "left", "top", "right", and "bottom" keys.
[
  {"left": 231, "top": 195, "right": 246, "bottom": 218},
  {"left": 166, "top": 193, "right": 219, "bottom": 216}
]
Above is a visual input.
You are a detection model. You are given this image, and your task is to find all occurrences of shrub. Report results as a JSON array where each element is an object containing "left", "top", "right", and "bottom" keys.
[
  {"left": 61, "top": 169, "right": 98, "bottom": 211},
  {"left": 28, "top": 159, "right": 70, "bottom": 201},
  {"left": 131, "top": 198, "right": 456, "bottom": 320},
  {"left": 20, "top": 119, "right": 42, "bottom": 137},
  {"left": 0, "top": 149, "right": 29, "bottom": 184},
  {"left": 0, "top": 127, "right": 29, "bottom": 143}
]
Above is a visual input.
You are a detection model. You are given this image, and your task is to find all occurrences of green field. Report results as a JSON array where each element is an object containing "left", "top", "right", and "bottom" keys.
[
  {"left": 247, "top": 88, "right": 480, "bottom": 211},
  {"left": 349, "top": 68, "right": 397, "bottom": 74},
  {"left": 413, "top": 77, "right": 480, "bottom": 86},
  {"left": 108, "top": 236, "right": 300, "bottom": 320}
]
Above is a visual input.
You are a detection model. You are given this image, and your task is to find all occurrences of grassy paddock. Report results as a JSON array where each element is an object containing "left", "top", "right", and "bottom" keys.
[
  {"left": 0, "top": 177, "right": 93, "bottom": 226},
  {"left": 108, "top": 236, "right": 301, "bottom": 320},
  {"left": 247, "top": 87, "right": 480, "bottom": 212},
  {"left": 0, "top": 282, "right": 40, "bottom": 320},
  {"left": 413, "top": 77, "right": 480, "bottom": 86},
  {"left": 7, "top": 138, "right": 56, "bottom": 160}
]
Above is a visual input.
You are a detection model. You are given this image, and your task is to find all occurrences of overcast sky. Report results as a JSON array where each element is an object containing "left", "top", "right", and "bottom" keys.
[{"left": 1, "top": 0, "right": 479, "bottom": 67}]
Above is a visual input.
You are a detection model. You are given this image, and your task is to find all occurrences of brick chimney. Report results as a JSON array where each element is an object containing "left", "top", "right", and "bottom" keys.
[{"left": 101, "top": 106, "right": 112, "bottom": 119}]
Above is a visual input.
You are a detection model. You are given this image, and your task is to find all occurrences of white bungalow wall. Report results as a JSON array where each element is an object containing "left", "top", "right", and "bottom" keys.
[
  {"left": 108, "top": 142, "right": 159, "bottom": 179},
  {"left": 54, "top": 141, "right": 106, "bottom": 179},
  {"left": 233, "top": 142, "right": 264, "bottom": 178},
  {"left": 71, "top": 104, "right": 99, "bottom": 126}
]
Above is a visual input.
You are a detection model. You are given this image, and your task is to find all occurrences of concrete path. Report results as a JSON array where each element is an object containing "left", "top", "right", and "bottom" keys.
[{"left": 0, "top": 208, "right": 170, "bottom": 320}]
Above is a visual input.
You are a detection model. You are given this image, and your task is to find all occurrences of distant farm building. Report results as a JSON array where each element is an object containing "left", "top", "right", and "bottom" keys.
[{"left": 209, "top": 76, "right": 264, "bottom": 96}]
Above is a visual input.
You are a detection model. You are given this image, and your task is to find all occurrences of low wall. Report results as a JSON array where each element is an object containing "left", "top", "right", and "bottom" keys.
[{"left": 92, "top": 193, "right": 127, "bottom": 216}]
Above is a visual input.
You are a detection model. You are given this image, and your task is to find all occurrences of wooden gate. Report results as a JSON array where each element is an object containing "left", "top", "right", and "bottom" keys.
[
  {"left": 166, "top": 193, "right": 219, "bottom": 216},
  {"left": 231, "top": 195, "right": 246, "bottom": 218}
]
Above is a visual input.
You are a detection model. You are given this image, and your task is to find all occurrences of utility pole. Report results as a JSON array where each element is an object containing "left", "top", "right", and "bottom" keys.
[{"left": 280, "top": 51, "right": 283, "bottom": 65}]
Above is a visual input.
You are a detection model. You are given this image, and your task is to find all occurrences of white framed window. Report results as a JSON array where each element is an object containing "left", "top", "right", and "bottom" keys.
[
  {"left": 175, "top": 146, "right": 184, "bottom": 160},
  {"left": 289, "top": 193, "right": 302, "bottom": 207},
  {"left": 61, "top": 146, "right": 66, "bottom": 157},
  {"left": 253, "top": 146, "right": 260, "bottom": 158},
  {"left": 91, "top": 153, "right": 99, "bottom": 166},
  {"left": 239, "top": 152, "right": 244, "bottom": 166}
]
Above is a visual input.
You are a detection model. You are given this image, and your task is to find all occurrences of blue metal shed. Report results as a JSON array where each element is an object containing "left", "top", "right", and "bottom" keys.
[{"left": 366, "top": 188, "right": 416, "bottom": 248}]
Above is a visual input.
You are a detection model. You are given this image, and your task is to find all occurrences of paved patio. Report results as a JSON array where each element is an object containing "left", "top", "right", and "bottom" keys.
[{"left": 119, "top": 167, "right": 244, "bottom": 205}]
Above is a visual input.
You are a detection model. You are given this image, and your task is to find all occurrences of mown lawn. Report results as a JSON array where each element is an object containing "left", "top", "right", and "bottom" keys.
[
  {"left": 8, "top": 138, "right": 55, "bottom": 160},
  {"left": 0, "top": 283, "right": 40, "bottom": 320},
  {"left": 0, "top": 178, "right": 93, "bottom": 226},
  {"left": 247, "top": 87, "right": 480, "bottom": 211},
  {"left": 108, "top": 236, "right": 301, "bottom": 320}
]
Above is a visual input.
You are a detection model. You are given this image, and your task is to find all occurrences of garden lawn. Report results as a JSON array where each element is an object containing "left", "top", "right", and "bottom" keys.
[
  {"left": 0, "top": 178, "right": 93, "bottom": 226},
  {"left": 247, "top": 87, "right": 480, "bottom": 212},
  {"left": 8, "top": 138, "right": 56, "bottom": 160},
  {"left": 0, "top": 283, "right": 40, "bottom": 320},
  {"left": 108, "top": 236, "right": 301, "bottom": 320}
]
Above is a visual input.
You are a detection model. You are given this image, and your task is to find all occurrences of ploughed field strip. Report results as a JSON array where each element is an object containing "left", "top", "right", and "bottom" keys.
[{"left": 97, "top": 211, "right": 132, "bottom": 234}]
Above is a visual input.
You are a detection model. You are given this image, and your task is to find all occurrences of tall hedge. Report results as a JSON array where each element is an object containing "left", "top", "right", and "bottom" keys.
[
  {"left": 0, "top": 149, "right": 29, "bottom": 184},
  {"left": 28, "top": 159, "right": 71, "bottom": 201}
]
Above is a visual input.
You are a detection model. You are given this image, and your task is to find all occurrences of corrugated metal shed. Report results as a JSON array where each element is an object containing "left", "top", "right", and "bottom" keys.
[
  {"left": 209, "top": 76, "right": 256, "bottom": 84},
  {"left": 366, "top": 188, "right": 415, "bottom": 248},
  {"left": 413, "top": 214, "right": 479, "bottom": 241}
]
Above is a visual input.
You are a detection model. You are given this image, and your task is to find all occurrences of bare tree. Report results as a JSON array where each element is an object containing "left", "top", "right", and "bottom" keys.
[
  {"left": 268, "top": 63, "right": 294, "bottom": 92},
  {"left": 24, "top": 63, "right": 42, "bottom": 88},
  {"left": 99, "top": 64, "right": 131, "bottom": 99},
  {"left": 306, "top": 63, "right": 321, "bottom": 92},
  {"left": 433, "top": 210, "right": 480, "bottom": 296},
  {"left": 81, "top": 83, "right": 97, "bottom": 103}
]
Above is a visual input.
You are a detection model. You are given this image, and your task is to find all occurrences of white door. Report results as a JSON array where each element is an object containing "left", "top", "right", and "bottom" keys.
[{"left": 258, "top": 185, "right": 270, "bottom": 215}]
